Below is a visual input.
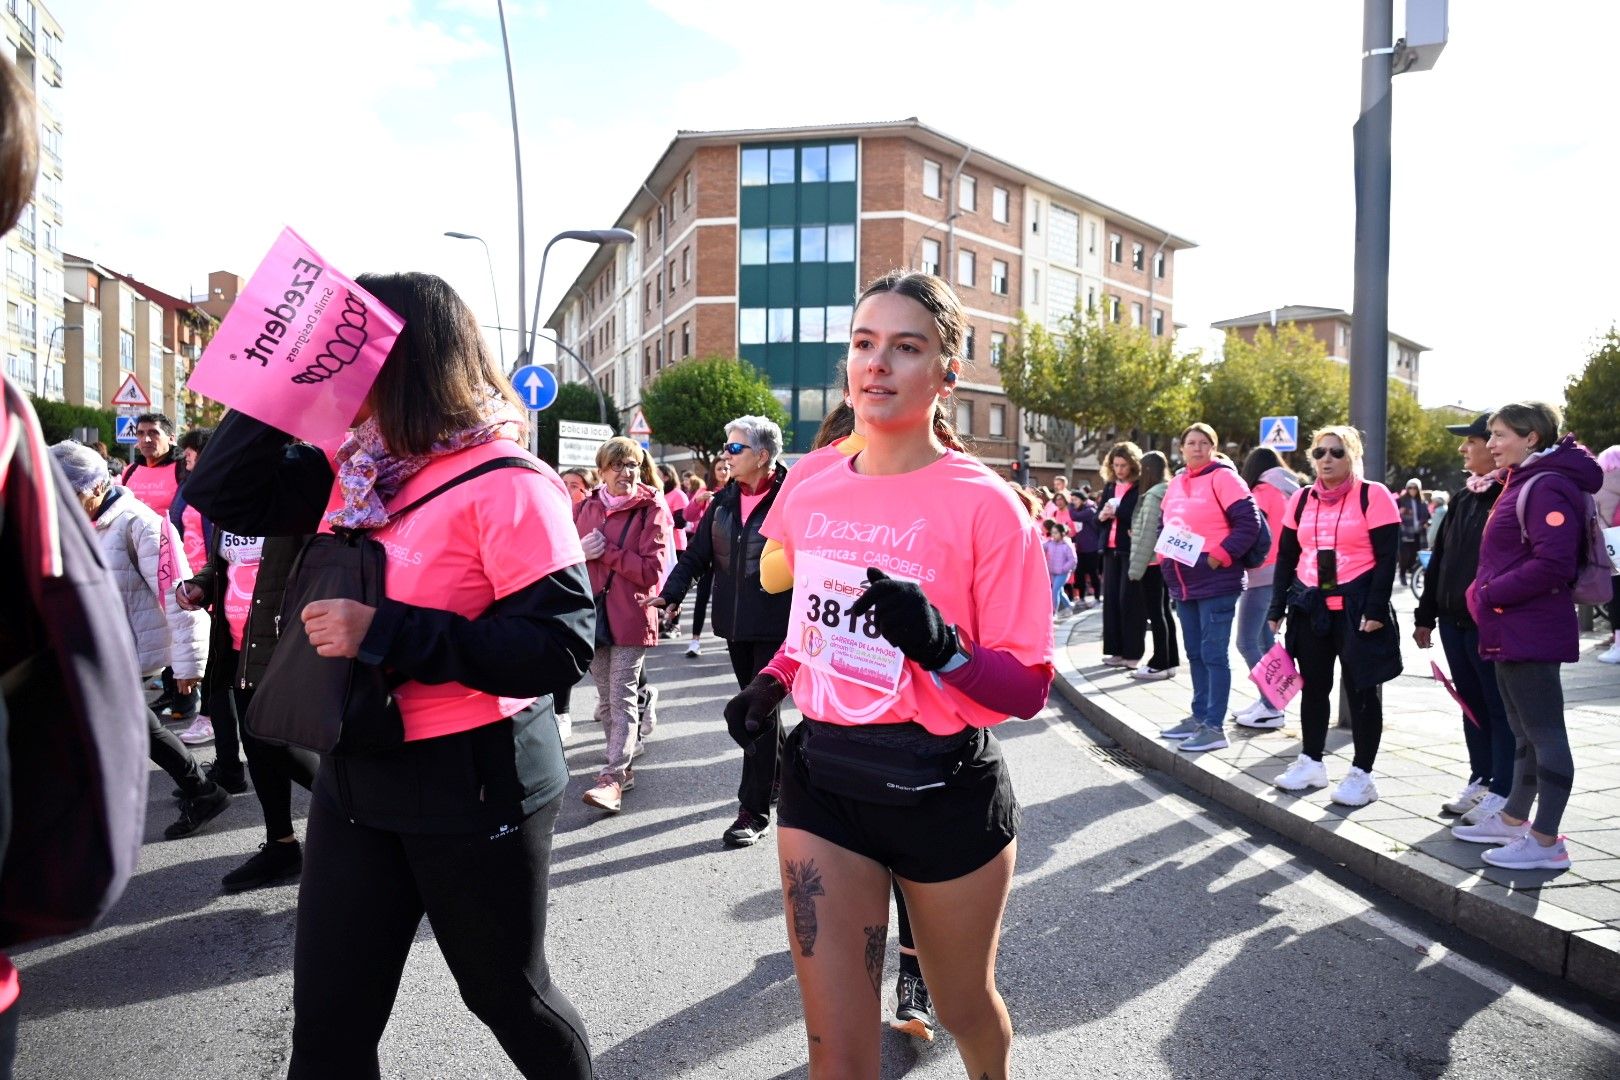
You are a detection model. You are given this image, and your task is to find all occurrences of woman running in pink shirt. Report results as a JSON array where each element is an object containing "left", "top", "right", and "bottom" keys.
[{"left": 727, "top": 271, "right": 1053, "bottom": 1079}]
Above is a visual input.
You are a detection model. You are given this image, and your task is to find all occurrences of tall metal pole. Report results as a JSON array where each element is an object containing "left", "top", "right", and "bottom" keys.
[
  {"left": 497, "top": 0, "right": 526, "bottom": 372},
  {"left": 1350, "top": 0, "right": 1393, "bottom": 484}
]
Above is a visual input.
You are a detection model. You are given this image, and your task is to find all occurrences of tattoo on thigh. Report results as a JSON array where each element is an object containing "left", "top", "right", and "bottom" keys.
[
  {"left": 863, "top": 924, "right": 886, "bottom": 1000},
  {"left": 785, "top": 859, "right": 826, "bottom": 957}
]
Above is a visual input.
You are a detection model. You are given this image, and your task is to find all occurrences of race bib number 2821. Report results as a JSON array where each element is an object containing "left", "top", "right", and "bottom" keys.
[{"left": 786, "top": 552, "right": 906, "bottom": 694}]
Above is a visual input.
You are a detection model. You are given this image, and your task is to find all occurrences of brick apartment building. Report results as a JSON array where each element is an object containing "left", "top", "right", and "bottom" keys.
[
  {"left": 546, "top": 119, "right": 1193, "bottom": 471},
  {"left": 1212, "top": 304, "right": 1428, "bottom": 392}
]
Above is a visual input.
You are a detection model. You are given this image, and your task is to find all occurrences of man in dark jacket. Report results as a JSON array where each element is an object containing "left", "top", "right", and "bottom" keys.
[
  {"left": 648, "top": 417, "right": 790, "bottom": 847},
  {"left": 1412, "top": 413, "right": 1512, "bottom": 822}
]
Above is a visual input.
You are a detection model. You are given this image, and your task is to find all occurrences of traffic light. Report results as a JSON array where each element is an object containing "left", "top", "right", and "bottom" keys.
[{"left": 1015, "top": 444, "right": 1030, "bottom": 485}]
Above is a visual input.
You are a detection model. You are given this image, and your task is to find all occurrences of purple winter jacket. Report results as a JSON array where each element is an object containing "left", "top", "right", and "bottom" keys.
[{"left": 1467, "top": 435, "right": 1603, "bottom": 663}]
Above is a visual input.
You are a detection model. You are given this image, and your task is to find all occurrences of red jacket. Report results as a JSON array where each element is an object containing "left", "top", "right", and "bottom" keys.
[{"left": 573, "top": 484, "right": 671, "bottom": 647}]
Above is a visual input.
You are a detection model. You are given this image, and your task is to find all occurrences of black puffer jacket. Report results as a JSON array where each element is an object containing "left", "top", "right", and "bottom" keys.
[
  {"left": 660, "top": 462, "right": 791, "bottom": 643},
  {"left": 1413, "top": 481, "right": 1500, "bottom": 630}
]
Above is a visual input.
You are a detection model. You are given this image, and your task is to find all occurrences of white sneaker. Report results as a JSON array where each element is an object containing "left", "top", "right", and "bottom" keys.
[
  {"left": 1274, "top": 754, "right": 1328, "bottom": 791},
  {"left": 1130, "top": 666, "right": 1174, "bottom": 681},
  {"left": 1452, "top": 810, "right": 1530, "bottom": 844},
  {"left": 1330, "top": 766, "right": 1379, "bottom": 807},
  {"left": 1482, "top": 834, "right": 1571, "bottom": 870},
  {"left": 685, "top": 638, "right": 703, "bottom": 658},
  {"left": 556, "top": 712, "right": 572, "bottom": 743},
  {"left": 1598, "top": 642, "right": 1620, "bottom": 665},
  {"left": 177, "top": 716, "right": 215, "bottom": 746},
  {"left": 1442, "top": 780, "right": 1489, "bottom": 815},
  {"left": 1461, "top": 791, "right": 1507, "bottom": 825},
  {"left": 1232, "top": 698, "right": 1286, "bottom": 729}
]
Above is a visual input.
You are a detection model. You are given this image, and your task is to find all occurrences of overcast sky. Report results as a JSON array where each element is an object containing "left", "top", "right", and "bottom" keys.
[{"left": 51, "top": 0, "right": 1620, "bottom": 411}]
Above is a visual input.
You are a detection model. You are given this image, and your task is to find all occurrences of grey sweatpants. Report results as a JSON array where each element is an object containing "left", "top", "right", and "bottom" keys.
[
  {"left": 590, "top": 645, "right": 646, "bottom": 783},
  {"left": 1494, "top": 661, "right": 1575, "bottom": 836}
]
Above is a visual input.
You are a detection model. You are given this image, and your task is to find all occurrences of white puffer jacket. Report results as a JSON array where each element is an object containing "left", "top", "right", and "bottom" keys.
[{"left": 92, "top": 488, "right": 210, "bottom": 679}]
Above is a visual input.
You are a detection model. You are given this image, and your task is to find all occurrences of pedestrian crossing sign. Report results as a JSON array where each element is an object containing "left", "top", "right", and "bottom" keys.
[
  {"left": 1260, "top": 415, "right": 1298, "bottom": 452},
  {"left": 115, "top": 415, "right": 139, "bottom": 444}
]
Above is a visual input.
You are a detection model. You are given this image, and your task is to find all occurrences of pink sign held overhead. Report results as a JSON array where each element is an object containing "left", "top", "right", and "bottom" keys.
[
  {"left": 186, "top": 227, "right": 403, "bottom": 450},
  {"left": 1249, "top": 641, "right": 1303, "bottom": 710}
]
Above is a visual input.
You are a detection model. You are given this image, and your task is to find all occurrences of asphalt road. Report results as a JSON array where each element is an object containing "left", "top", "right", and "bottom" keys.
[{"left": 13, "top": 635, "right": 1620, "bottom": 1079}]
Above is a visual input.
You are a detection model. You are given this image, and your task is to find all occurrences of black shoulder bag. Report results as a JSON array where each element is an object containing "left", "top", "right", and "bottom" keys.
[{"left": 244, "top": 457, "right": 543, "bottom": 755}]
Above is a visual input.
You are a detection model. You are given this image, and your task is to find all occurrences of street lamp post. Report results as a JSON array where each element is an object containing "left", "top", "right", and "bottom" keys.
[
  {"left": 537, "top": 331, "right": 611, "bottom": 425},
  {"left": 45, "top": 321, "right": 80, "bottom": 402},
  {"left": 525, "top": 228, "right": 637, "bottom": 363},
  {"left": 444, "top": 231, "right": 505, "bottom": 367}
]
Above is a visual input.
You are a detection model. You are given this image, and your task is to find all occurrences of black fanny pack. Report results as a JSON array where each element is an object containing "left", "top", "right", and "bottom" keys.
[{"left": 798, "top": 721, "right": 974, "bottom": 806}]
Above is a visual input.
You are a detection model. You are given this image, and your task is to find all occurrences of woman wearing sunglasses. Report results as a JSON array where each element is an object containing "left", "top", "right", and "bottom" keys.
[{"left": 1266, "top": 426, "right": 1403, "bottom": 805}]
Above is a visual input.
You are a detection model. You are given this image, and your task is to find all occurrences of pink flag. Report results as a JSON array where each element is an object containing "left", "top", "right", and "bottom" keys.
[
  {"left": 1430, "top": 660, "right": 1481, "bottom": 728},
  {"left": 186, "top": 227, "right": 404, "bottom": 450},
  {"left": 1249, "top": 640, "right": 1303, "bottom": 709}
]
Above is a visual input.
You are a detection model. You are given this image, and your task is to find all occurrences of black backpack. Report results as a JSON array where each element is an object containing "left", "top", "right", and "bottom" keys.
[
  {"left": 244, "top": 457, "right": 544, "bottom": 755},
  {"left": 0, "top": 380, "right": 149, "bottom": 946}
]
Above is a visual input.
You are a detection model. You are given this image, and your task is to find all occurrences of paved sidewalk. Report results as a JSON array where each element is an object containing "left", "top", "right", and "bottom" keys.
[{"left": 1050, "top": 588, "right": 1620, "bottom": 1002}]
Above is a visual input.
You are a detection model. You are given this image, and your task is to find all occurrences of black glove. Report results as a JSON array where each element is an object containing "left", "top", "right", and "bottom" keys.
[
  {"left": 724, "top": 674, "right": 788, "bottom": 735},
  {"left": 848, "top": 567, "right": 955, "bottom": 671}
]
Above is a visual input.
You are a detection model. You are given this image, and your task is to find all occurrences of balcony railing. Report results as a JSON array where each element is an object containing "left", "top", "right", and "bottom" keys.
[{"left": 6, "top": 270, "right": 36, "bottom": 299}]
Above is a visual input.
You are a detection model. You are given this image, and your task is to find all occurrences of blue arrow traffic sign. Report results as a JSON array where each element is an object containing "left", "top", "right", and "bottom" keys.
[
  {"left": 115, "top": 415, "right": 140, "bottom": 444},
  {"left": 1259, "top": 415, "right": 1299, "bottom": 452},
  {"left": 511, "top": 364, "right": 559, "bottom": 412}
]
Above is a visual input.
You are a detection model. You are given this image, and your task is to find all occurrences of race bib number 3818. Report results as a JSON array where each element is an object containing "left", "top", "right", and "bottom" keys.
[{"left": 786, "top": 552, "right": 906, "bottom": 694}]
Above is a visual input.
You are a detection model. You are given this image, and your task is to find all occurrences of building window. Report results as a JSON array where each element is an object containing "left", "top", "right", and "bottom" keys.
[
  {"left": 1154, "top": 251, "right": 1166, "bottom": 278},
  {"left": 989, "top": 403, "right": 1006, "bottom": 437},
  {"left": 1088, "top": 222, "right": 1097, "bottom": 255},
  {"left": 921, "top": 238, "right": 941, "bottom": 277},
  {"left": 800, "top": 307, "right": 826, "bottom": 342},
  {"left": 1131, "top": 243, "right": 1144, "bottom": 271},
  {"left": 655, "top": 272, "right": 663, "bottom": 302},
  {"left": 741, "top": 228, "right": 767, "bottom": 265},
  {"left": 768, "top": 308, "right": 793, "bottom": 343},
  {"left": 682, "top": 246, "right": 691, "bottom": 283},
  {"left": 1109, "top": 233, "right": 1122, "bottom": 263},
  {"left": 1049, "top": 205, "right": 1079, "bottom": 266},
  {"left": 800, "top": 226, "right": 826, "bottom": 262},
  {"left": 1031, "top": 268, "right": 1041, "bottom": 304},
  {"left": 1030, "top": 198, "right": 1041, "bottom": 235},
  {"left": 1338, "top": 325, "right": 1349, "bottom": 350},
  {"left": 963, "top": 325, "right": 976, "bottom": 360},
  {"left": 1152, "top": 309, "right": 1165, "bottom": 337},
  {"left": 681, "top": 321, "right": 691, "bottom": 357},
  {"left": 769, "top": 147, "right": 795, "bottom": 184},
  {"left": 801, "top": 145, "right": 827, "bottom": 183},
  {"left": 119, "top": 330, "right": 135, "bottom": 371},
  {"left": 955, "top": 400, "right": 973, "bottom": 434},
  {"left": 957, "top": 250, "right": 976, "bottom": 288},
  {"left": 1087, "top": 286, "right": 1096, "bottom": 312},
  {"left": 1109, "top": 296, "right": 1121, "bottom": 323},
  {"left": 827, "top": 224, "right": 855, "bottom": 262},
  {"left": 740, "top": 308, "right": 765, "bottom": 344},
  {"left": 684, "top": 170, "right": 694, "bottom": 209},
  {"left": 1131, "top": 301, "right": 1143, "bottom": 327},
  {"left": 990, "top": 332, "right": 1006, "bottom": 367},
  {"left": 991, "top": 260, "right": 1009, "bottom": 296},
  {"left": 829, "top": 143, "right": 856, "bottom": 182},
  {"left": 768, "top": 228, "right": 795, "bottom": 263},
  {"left": 923, "top": 159, "right": 941, "bottom": 199},
  {"left": 992, "top": 187, "right": 1010, "bottom": 223},
  {"left": 958, "top": 174, "right": 977, "bottom": 212}
]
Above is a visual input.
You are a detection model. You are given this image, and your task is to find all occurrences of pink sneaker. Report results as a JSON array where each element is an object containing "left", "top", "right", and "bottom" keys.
[
  {"left": 177, "top": 716, "right": 215, "bottom": 746},
  {"left": 582, "top": 777, "right": 623, "bottom": 813}
]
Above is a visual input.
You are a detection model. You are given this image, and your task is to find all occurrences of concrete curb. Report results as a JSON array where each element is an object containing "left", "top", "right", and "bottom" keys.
[{"left": 1051, "top": 644, "right": 1620, "bottom": 1003}]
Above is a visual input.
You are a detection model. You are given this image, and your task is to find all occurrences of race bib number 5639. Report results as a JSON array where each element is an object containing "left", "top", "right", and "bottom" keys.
[{"left": 786, "top": 552, "right": 906, "bottom": 693}]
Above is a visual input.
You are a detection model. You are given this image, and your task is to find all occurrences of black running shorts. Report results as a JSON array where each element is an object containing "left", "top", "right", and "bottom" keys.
[{"left": 776, "top": 719, "right": 1020, "bottom": 883}]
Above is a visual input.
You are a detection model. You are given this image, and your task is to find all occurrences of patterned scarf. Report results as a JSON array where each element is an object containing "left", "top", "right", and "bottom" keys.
[{"left": 325, "top": 393, "right": 524, "bottom": 531}]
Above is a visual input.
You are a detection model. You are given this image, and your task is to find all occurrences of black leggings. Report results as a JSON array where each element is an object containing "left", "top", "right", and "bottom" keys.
[
  {"left": 148, "top": 706, "right": 203, "bottom": 795},
  {"left": 288, "top": 793, "right": 590, "bottom": 1079},
  {"left": 1074, "top": 551, "right": 1102, "bottom": 603},
  {"left": 1291, "top": 611, "right": 1383, "bottom": 772},
  {"left": 1101, "top": 549, "right": 1131, "bottom": 656},
  {"left": 212, "top": 657, "right": 319, "bottom": 842},
  {"left": 691, "top": 571, "right": 713, "bottom": 638}
]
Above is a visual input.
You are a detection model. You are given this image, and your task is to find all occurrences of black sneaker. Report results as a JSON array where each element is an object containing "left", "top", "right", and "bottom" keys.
[
  {"left": 164, "top": 688, "right": 201, "bottom": 721},
  {"left": 721, "top": 809, "right": 771, "bottom": 848},
  {"left": 890, "top": 971, "right": 936, "bottom": 1041},
  {"left": 172, "top": 762, "right": 249, "bottom": 798},
  {"left": 222, "top": 840, "right": 303, "bottom": 893},
  {"left": 164, "top": 784, "right": 231, "bottom": 840}
]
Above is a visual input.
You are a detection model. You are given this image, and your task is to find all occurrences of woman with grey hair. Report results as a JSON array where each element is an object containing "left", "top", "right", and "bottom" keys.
[
  {"left": 49, "top": 440, "right": 230, "bottom": 840},
  {"left": 646, "top": 415, "right": 792, "bottom": 846}
]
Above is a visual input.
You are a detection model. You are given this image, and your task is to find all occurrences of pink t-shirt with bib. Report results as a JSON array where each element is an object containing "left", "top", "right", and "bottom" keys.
[
  {"left": 125, "top": 460, "right": 180, "bottom": 518},
  {"left": 1285, "top": 479, "right": 1401, "bottom": 588},
  {"left": 218, "top": 531, "right": 264, "bottom": 651},
  {"left": 317, "top": 439, "right": 584, "bottom": 742},
  {"left": 763, "top": 449, "right": 1054, "bottom": 735}
]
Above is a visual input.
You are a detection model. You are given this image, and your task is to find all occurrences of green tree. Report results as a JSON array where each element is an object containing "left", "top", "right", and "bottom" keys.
[
  {"left": 1000, "top": 306, "right": 1203, "bottom": 463},
  {"left": 532, "top": 382, "right": 620, "bottom": 468},
  {"left": 1565, "top": 328, "right": 1620, "bottom": 452},
  {"left": 1385, "top": 385, "right": 1462, "bottom": 489},
  {"left": 28, "top": 397, "right": 119, "bottom": 448},
  {"left": 641, "top": 355, "right": 791, "bottom": 471},
  {"left": 1199, "top": 324, "right": 1347, "bottom": 460}
]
